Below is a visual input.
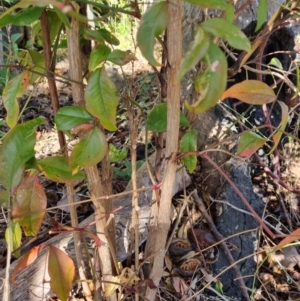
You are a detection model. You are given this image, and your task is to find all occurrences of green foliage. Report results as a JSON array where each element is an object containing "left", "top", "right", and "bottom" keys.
[
  {"left": 85, "top": 67, "right": 118, "bottom": 131},
  {"left": 55, "top": 106, "right": 94, "bottom": 131},
  {"left": 38, "top": 156, "right": 85, "bottom": 183},
  {"left": 237, "top": 132, "right": 266, "bottom": 157},
  {"left": 147, "top": 103, "right": 190, "bottom": 132},
  {"left": 3, "top": 71, "right": 29, "bottom": 128},
  {"left": 69, "top": 127, "right": 108, "bottom": 173},
  {"left": 0, "top": 117, "right": 45, "bottom": 191},
  {"left": 137, "top": 1, "right": 168, "bottom": 66},
  {"left": 185, "top": 42, "right": 228, "bottom": 113},
  {"left": 201, "top": 18, "right": 251, "bottom": 51},
  {"left": 180, "top": 130, "right": 197, "bottom": 173},
  {"left": 256, "top": 0, "right": 267, "bottom": 32},
  {"left": 177, "top": 26, "right": 209, "bottom": 80}
]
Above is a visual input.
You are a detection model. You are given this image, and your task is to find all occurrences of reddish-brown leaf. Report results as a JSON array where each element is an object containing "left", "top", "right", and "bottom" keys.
[
  {"left": 274, "top": 228, "right": 300, "bottom": 251},
  {"left": 221, "top": 80, "right": 276, "bottom": 104},
  {"left": 11, "top": 244, "right": 44, "bottom": 283},
  {"left": 48, "top": 245, "right": 75, "bottom": 301},
  {"left": 12, "top": 176, "right": 47, "bottom": 236}
]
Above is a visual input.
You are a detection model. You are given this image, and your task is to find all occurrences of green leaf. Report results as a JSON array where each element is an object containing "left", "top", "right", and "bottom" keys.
[
  {"left": 221, "top": 80, "right": 277, "bottom": 104},
  {"left": 268, "top": 101, "right": 288, "bottom": 154},
  {"left": 26, "top": 50, "right": 46, "bottom": 83},
  {"left": 269, "top": 57, "right": 283, "bottom": 69},
  {"left": 255, "top": 0, "right": 267, "bottom": 32},
  {"left": 85, "top": 68, "right": 118, "bottom": 131},
  {"left": 48, "top": 10, "right": 62, "bottom": 45},
  {"left": 0, "top": 6, "right": 43, "bottom": 28},
  {"left": 180, "top": 130, "right": 197, "bottom": 173},
  {"left": 0, "top": 190, "right": 9, "bottom": 206},
  {"left": 201, "top": 19, "right": 251, "bottom": 52},
  {"left": 70, "top": 127, "right": 108, "bottom": 173},
  {"left": 109, "top": 144, "right": 128, "bottom": 163},
  {"left": 178, "top": 26, "right": 209, "bottom": 80},
  {"left": 38, "top": 156, "right": 85, "bottom": 183},
  {"left": 185, "top": 42, "right": 227, "bottom": 113},
  {"left": 53, "top": 7, "right": 71, "bottom": 29},
  {"left": 137, "top": 1, "right": 167, "bottom": 66},
  {"left": 0, "top": 117, "right": 45, "bottom": 191},
  {"left": 88, "top": 44, "right": 111, "bottom": 72},
  {"left": 55, "top": 106, "right": 94, "bottom": 131},
  {"left": 215, "top": 280, "right": 224, "bottom": 295},
  {"left": 237, "top": 132, "right": 266, "bottom": 157},
  {"left": 194, "top": 67, "right": 211, "bottom": 98},
  {"left": 3, "top": 71, "right": 29, "bottom": 128},
  {"left": 107, "top": 50, "right": 137, "bottom": 66},
  {"left": 48, "top": 245, "right": 75, "bottom": 301},
  {"left": 147, "top": 103, "right": 190, "bottom": 132},
  {"left": 99, "top": 28, "right": 120, "bottom": 46},
  {"left": 5, "top": 221, "right": 22, "bottom": 254},
  {"left": 12, "top": 177, "right": 47, "bottom": 236},
  {"left": 183, "top": 0, "right": 234, "bottom": 22},
  {"left": 83, "top": 28, "right": 105, "bottom": 43}
]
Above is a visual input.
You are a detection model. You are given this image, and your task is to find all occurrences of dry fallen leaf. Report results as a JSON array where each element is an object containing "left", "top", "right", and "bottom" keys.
[{"left": 104, "top": 267, "right": 140, "bottom": 297}]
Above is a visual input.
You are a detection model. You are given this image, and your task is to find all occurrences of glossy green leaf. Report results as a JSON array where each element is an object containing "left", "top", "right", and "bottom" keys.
[
  {"left": 85, "top": 68, "right": 118, "bottom": 131},
  {"left": 221, "top": 80, "right": 277, "bottom": 104},
  {"left": 0, "top": 6, "right": 43, "bottom": 28},
  {"left": 137, "top": 1, "right": 167, "bottom": 66},
  {"left": 0, "top": 117, "right": 45, "bottom": 191},
  {"left": 3, "top": 71, "right": 29, "bottom": 128},
  {"left": 268, "top": 101, "right": 288, "bottom": 154},
  {"left": 107, "top": 50, "right": 137, "bottom": 66},
  {"left": 48, "top": 245, "right": 75, "bottom": 301},
  {"left": 38, "top": 156, "right": 85, "bottom": 183},
  {"left": 5, "top": 221, "right": 22, "bottom": 254},
  {"left": 178, "top": 26, "right": 209, "bottom": 80},
  {"left": 70, "top": 127, "right": 108, "bottom": 172},
  {"left": 185, "top": 42, "right": 227, "bottom": 113},
  {"left": 201, "top": 19, "right": 251, "bottom": 52},
  {"left": 55, "top": 106, "right": 94, "bottom": 131},
  {"left": 109, "top": 144, "right": 128, "bottom": 163},
  {"left": 237, "top": 132, "right": 266, "bottom": 157},
  {"left": 89, "top": 44, "right": 111, "bottom": 72},
  {"left": 147, "top": 103, "right": 190, "bottom": 132},
  {"left": 180, "top": 130, "right": 197, "bottom": 173},
  {"left": 255, "top": 0, "right": 267, "bottom": 32},
  {"left": 12, "top": 177, "right": 47, "bottom": 236},
  {"left": 183, "top": 0, "right": 234, "bottom": 22}
]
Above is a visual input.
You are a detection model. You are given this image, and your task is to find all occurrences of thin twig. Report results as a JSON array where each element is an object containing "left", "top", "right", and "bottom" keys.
[{"left": 192, "top": 190, "right": 251, "bottom": 301}]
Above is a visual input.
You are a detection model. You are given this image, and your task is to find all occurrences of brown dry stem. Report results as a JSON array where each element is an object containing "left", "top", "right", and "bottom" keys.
[
  {"left": 65, "top": 8, "right": 116, "bottom": 300},
  {"left": 40, "top": 9, "right": 93, "bottom": 301},
  {"left": 143, "top": 1, "right": 182, "bottom": 300}
]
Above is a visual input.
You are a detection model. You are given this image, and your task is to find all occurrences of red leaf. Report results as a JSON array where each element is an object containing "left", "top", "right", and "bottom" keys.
[
  {"left": 11, "top": 244, "right": 44, "bottom": 283},
  {"left": 48, "top": 245, "right": 75, "bottom": 301},
  {"left": 221, "top": 80, "right": 276, "bottom": 104}
]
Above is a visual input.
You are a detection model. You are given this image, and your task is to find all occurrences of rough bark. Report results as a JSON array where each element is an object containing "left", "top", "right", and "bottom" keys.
[{"left": 0, "top": 154, "right": 190, "bottom": 301}]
